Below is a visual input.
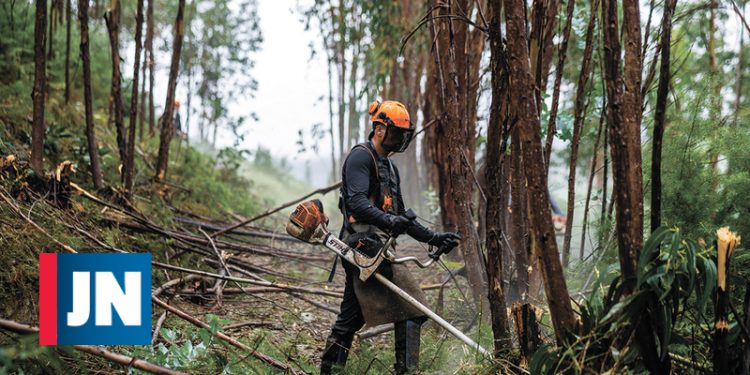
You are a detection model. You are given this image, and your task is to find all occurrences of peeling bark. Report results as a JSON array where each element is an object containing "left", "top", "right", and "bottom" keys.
[{"left": 485, "top": 0, "right": 511, "bottom": 355}]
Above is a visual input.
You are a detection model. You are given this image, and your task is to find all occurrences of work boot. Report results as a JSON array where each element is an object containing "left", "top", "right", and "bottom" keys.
[
  {"left": 320, "top": 332, "right": 353, "bottom": 374},
  {"left": 394, "top": 319, "right": 422, "bottom": 374}
]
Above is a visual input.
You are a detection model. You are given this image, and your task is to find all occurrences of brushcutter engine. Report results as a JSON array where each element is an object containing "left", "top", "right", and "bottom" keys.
[
  {"left": 286, "top": 199, "right": 388, "bottom": 281},
  {"left": 286, "top": 199, "right": 329, "bottom": 244}
]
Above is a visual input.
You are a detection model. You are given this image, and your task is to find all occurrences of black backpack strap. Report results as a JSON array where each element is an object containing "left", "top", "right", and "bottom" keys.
[
  {"left": 330, "top": 143, "right": 380, "bottom": 284},
  {"left": 326, "top": 254, "right": 339, "bottom": 284}
]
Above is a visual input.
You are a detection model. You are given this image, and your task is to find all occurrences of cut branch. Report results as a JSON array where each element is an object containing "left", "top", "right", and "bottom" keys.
[
  {"left": 0, "top": 318, "right": 185, "bottom": 375},
  {"left": 211, "top": 181, "right": 342, "bottom": 238}
]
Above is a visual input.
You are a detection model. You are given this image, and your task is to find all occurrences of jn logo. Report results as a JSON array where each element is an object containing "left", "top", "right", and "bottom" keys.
[{"left": 39, "top": 253, "right": 151, "bottom": 345}]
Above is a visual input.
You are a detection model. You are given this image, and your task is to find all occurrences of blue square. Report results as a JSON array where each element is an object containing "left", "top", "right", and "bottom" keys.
[{"left": 56, "top": 253, "right": 151, "bottom": 345}]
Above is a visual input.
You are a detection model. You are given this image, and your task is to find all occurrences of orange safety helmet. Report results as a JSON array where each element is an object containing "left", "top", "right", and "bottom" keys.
[
  {"left": 368, "top": 100, "right": 411, "bottom": 129},
  {"left": 367, "top": 100, "right": 415, "bottom": 153}
]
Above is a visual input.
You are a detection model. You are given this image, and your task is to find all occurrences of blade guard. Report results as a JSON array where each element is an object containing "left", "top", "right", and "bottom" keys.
[{"left": 286, "top": 199, "right": 330, "bottom": 244}]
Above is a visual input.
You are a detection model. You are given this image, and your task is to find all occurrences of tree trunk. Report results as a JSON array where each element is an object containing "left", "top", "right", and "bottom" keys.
[
  {"left": 347, "top": 43, "right": 360, "bottom": 151},
  {"left": 529, "top": 0, "right": 561, "bottom": 102},
  {"left": 504, "top": 0, "right": 577, "bottom": 344},
  {"left": 146, "top": 0, "right": 155, "bottom": 136},
  {"left": 485, "top": 0, "right": 511, "bottom": 355},
  {"left": 392, "top": 0, "right": 426, "bottom": 212},
  {"left": 336, "top": 0, "right": 346, "bottom": 165},
  {"left": 708, "top": 0, "right": 718, "bottom": 100},
  {"left": 104, "top": 0, "right": 127, "bottom": 168},
  {"left": 601, "top": 0, "right": 669, "bottom": 371},
  {"left": 32, "top": 0, "right": 47, "bottom": 172},
  {"left": 714, "top": 228, "right": 740, "bottom": 374},
  {"left": 580, "top": 104, "right": 605, "bottom": 259},
  {"left": 139, "top": 44, "right": 146, "bottom": 142},
  {"left": 651, "top": 0, "right": 676, "bottom": 232},
  {"left": 512, "top": 303, "right": 542, "bottom": 363},
  {"left": 561, "top": 0, "right": 598, "bottom": 266},
  {"left": 509, "top": 126, "right": 530, "bottom": 303},
  {"left": 429, "top": 4, "right": 457, "bottom": 232},
  {"left": 154, "top": 0, "right": 186, "bottom": 182},
  {"left": 326, "top": 49, "right": 337, "bottom": 183},
  {"left": 64, "top": 0, "right": 71, "bottom": 103},
  {"left": 421, "top": 42, "right": 439, "bottom": 200},
  {"left": 600, "top": 111, "right": 609, "bottom": 234},
  {"left": 735, "top": 18, "right": 745, "bottom": 128},
  {"left": 185, "top": 1, "right": 195, "bottom": 143},
  {"left": 47, "top": 0, "right": 55, "bottom": 61},
  {"left": 433, "top": 0, "right": 487, "bottom": 305},
  {"left": 123, "top": 0, "right": 144, "bottom": 196},
  {"left": 742, "top": 281, "right": 750, "bottom": 374},
  {"left": 543, "top": 0, "right": 576, "bottom": 170},
  {"left": 78, "top": 0, "right": 103, "bottom": 189},
  {"left": 601, "top": 0, "right": 643, "bottom": 295}
]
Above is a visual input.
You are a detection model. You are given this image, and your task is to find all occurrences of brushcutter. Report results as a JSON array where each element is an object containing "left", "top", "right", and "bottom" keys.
[{"left": 286, "top": 199, "right": 492, "bottom": 358}]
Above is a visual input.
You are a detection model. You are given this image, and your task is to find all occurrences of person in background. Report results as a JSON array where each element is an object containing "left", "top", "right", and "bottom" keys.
[
  {"left": 550, "top": 194, "right": 567, "bottom": 232},
  {"left": 173, "top": 100, "right": 183, "bottom": 138}
]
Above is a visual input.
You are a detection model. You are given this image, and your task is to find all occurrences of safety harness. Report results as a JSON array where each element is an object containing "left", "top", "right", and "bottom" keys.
[{"left": 328, "top": 142, "right": 400, "bottom": 283}]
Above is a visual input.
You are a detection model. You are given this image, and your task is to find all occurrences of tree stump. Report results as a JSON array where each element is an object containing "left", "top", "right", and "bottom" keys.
[{"left": 511, "top": 302, "right": 542, "bottom": 365}]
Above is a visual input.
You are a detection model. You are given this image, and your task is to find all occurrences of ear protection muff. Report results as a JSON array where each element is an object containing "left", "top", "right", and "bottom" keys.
[{"left": 368, "top": 100, "right": 382, "bottom": 116}]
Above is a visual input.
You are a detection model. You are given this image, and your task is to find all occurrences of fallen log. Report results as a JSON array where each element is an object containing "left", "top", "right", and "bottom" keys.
[
  {"left": 152, "top": 297, "right": 303, "bottom": 375},
  {"left": 153, "top": 261, "right": 343, "bottom": 298},
  {"left": 0, "top": 318, "right": 185, "bottom": 375},
  {"left": 175, "top": 286, "right": 334, "bottom": 295},
  {"left": 72, "top": 183, "right": 325, "bottom": 262},
  {"left": 358, "top": 323, "right": 394, "bottom": 340},
  {"left": 153, "top": 274, "right": 204, "bottom": 297},
  {"left": 175, "top": 216, "right": 299, "bottom": 242},
  {"left": 223, "top": 320, "right": 280, "bottom": 330},
  {"left": 102, "top": 214, "right": 329, "bottom": 263},
  {"left": 152, "top": 312, "right": 168, "bottom": 345}
]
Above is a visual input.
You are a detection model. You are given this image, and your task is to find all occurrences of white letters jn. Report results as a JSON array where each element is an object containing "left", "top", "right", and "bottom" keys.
[{"left": 67, "top": 272, "right": 141, "bottom": 326}]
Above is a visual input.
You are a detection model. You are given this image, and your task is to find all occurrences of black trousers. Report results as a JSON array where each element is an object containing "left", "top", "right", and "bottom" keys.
[
  {"left": 320, "top": 261, "right": 365, "bottom": 374},
  {"left": 331, "top": 261, "right": 366, "bottom": 338},
  {"left": 322, "top": 260, "right": 422, "bottom": 375}
]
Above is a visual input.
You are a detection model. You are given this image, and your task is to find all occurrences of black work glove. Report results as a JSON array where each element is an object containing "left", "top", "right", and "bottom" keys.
[
  {"left": 385, "top": 214, "right": 413, "bottom": 236},
  {"left": 428, "top": 232, "right": 461, "bottom": 254}
]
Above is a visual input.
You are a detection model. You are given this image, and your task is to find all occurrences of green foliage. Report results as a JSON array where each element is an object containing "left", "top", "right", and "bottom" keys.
[
  {"left": 127, "top": 314, "right": 238, "bottom": 373},
  {"left": 170, "top": 145, "right": 258, "bottom": 217},
  {"left": 0, "top": 335, "right": 77, "bottom": 374},
  {"left": 533, "top": 227, "right": 718, "bottom": 374}
]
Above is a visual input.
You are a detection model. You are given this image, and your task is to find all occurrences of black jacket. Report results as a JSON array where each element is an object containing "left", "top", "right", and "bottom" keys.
[{"left": 340, "top": 142, "right": 433, "bottom": 242}]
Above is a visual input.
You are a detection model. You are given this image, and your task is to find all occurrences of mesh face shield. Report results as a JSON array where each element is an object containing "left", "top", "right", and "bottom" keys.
[
  {"left": 382, "top": 125, "right": 415, "bottom": 153},
  {"left": 376, "top": 111, "right": 414, "bottom": 153}
]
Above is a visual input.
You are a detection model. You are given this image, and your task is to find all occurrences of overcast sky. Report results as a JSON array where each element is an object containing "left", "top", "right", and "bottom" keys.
[
  {"left": 180, "top": 0, "right": 329, "bottom": 157},
  {"left": 144, "top": 0, "right": 747, "bottom": 187}
]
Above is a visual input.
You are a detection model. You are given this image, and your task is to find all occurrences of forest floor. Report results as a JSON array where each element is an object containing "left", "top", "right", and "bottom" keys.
[{"left": 0, "top": 142, "right": 501, "bottom": 374}]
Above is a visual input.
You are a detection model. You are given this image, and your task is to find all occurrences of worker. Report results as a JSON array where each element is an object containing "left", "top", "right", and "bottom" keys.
[
  {"left": 550, "top": 194, "right": 567, "bottom": 232},
  {"left": 320, "top": 100, "right": 461, "bottom": 374},
  {"left": 173, "top": 99, "right": 182, "bottom": 137}
]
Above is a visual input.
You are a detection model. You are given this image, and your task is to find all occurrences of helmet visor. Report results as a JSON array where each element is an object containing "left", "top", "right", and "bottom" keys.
[{"left": 382, "top": 125, "right": 414, "bottom": 153}]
